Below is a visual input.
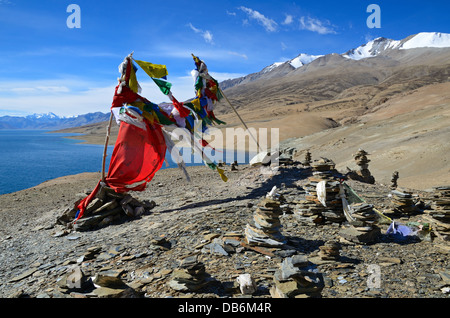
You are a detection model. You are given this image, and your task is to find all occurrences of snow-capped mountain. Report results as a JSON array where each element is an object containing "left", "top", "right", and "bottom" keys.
[
  {"left": 26, "top": 112, "right": 60, "bottom": 120},
  {"left": 400, "top": 32, "right": 450, "bottom": 49},
  {"left": 262, "top": 53, "right": 323, "bottom": 73},
  {"left": 289, "top": 53, "right": 324, "bottom": 68},
  {"left": 220, "top": 53, "right": 323, "bottom": 90},
  {"left": 343, "top": 32, "right": 450, "bottom": 60},
  {"left": 261, "top": 62, "right": 285, "bottom": 74},
  {"left": 220, "top": 32, "right": 450, "bottom": 90},
  {"left": 0, "top": 112, "right": 111, "bottom": 130},
  {"left": 342, "top": 37, "right": 401, "bottom": 60}
]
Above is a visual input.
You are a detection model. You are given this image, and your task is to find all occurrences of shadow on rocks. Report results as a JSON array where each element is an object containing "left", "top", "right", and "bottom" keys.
[{"left": 158, "top": 166, "right": 311, "bottom": 214}]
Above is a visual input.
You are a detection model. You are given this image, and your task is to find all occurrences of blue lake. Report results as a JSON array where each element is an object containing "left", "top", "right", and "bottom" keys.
[{"left": 0, "top": 130, "right": 253, "bottom": 195}]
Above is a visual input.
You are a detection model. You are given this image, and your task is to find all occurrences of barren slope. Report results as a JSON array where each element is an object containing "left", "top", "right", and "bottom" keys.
[{"left": 57, "top": 48, "right": 450, "bottom": 190}]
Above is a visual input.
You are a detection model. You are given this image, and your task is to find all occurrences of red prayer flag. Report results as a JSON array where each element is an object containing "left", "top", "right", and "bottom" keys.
[
  {"left": 75, "top": 120, "right": 166, "bottom": 220},
  {"left": 106, "top": 120, "right": 166, "bottom": 192},
  {"left": 171, "top": 96, "right": 191, "bottom": 118}
]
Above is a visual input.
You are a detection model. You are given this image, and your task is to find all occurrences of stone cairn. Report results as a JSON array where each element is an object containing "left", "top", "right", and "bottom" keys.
[
  {"left": 303, "top": 150, "right": 312, "bottom": 167},
  {"left": 347, "top": 148, "right": 375, "bottom": 184},
  {"left": 390, "top": 189, "right": 419, "bottom": 216},
  {"left": 270, "top": 255, "right": 324, "bottom": 298},
  {"left": 390, "top": 171, "right": 399, "bottom": 189},
  {"left": 57, "top": 182, "right": 155, "bottom": 231},
  {"left": 168, "top": 255, "right": 211, "bottom": 292},
  {"left": 318, "top": 241, "right": 341, "bottom": 261},
  {"left": 424, "top": 186, "right": 450, "bottom": 240},
  {"left": 339, "top": 203, "right": 381, "bottom": 244},
  {"left": 295, "top": 158, "right": 345, "bottom": 224},
  {"left": 244, "top": 187, "right": 286, "bottom": 248}
]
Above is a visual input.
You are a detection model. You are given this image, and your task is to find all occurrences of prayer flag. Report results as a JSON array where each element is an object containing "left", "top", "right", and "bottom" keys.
[
  {"left": 133, "top": 59, "right": 168, "bottom": 79},
  {"left": 75, "top": 120, "right": 167, "bottom": 220},
  {"left": 152, "top": 78, "right": 172, "bottom": 95}
]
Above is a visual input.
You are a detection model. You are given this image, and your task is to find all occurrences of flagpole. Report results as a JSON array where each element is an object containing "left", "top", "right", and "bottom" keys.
[
  {"left": 218, "top": 87, "right": 264, "bottom": 153},
  {"left": 101, "top": 112, "right": 113, "bottom": 182}
]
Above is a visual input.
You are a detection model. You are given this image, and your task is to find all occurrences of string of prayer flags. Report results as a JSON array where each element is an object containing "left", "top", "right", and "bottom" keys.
[{"left": 75, "top": 52, "right": 229, "bottom": 222}]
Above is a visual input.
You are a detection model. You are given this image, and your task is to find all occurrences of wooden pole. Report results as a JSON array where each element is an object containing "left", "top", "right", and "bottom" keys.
[
  {"left": 219, "top": 87, "right": 264, "bottom": 153},
  {"left": 101, "top": 112, "right": 114, "bottom": 182}
]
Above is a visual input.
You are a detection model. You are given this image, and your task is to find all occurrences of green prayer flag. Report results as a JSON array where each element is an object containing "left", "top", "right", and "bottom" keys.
[{"left": 152, "top": 78, "right": 172, "bottom": 95}]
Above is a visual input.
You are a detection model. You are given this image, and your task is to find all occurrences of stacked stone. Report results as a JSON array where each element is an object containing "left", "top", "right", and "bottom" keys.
[
  {"left": 303, "top": 150, "right": 312, "bottom": 167},
  {"left": 270, "top": 255, "right": 324, "bottom": 298},
  {"left": 424, "top": 186, "right": 450, "bottom": 240},
  {"left": 339, "top": 203, "right": 381, "bottom": 244},
  {"left": 294, "top": 199, "right": 326, "bottom": 225},
  {"left": 294, "top": 158, "right": 345, "bottom": 224},
  {"left": 168, "top": 255, "right": 210, "bottom": 292},
  {"left": 244, "top": 196, "right": 286, "bottom": 248},
  {"left": 391, "top": 189, "right": 419, "bottom": 216},
  {"left": 347, "top": 149, "right": 375, "bottom": 184},
  {"left": 390, "top": 171, "right": 399, "bottom": 189},
  {"left": 349, "top": 203, "right": 378, "bottom": 228},
  {"left": 310, "top": 157, "right": 337, "bottom": 177},
  {"left": 318, "top": 241, "right": 341, "bottom": 261},
  {"left": 57, "top": 183, "right": 155, "bottom": 231}
]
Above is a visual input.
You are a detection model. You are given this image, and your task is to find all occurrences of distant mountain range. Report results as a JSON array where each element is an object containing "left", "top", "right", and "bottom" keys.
[
  {"left": 220, "top": 32, "right": 450, "bottom": 90},
  {"left": 0, "top": 112, "right": 111, "bottom": 130}
]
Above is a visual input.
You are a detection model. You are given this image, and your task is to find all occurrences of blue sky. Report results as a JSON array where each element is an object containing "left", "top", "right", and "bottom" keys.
[{"left": 0, "top": 0, "right": 449, "bottom": 117}]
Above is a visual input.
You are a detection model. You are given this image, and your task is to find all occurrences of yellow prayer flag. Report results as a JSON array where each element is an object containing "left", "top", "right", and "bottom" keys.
[
  {"left": 216, "top": 167, "right": 228, "bottom": 182},
  {"left": 133, "top": 59, "right": 168, "bottom": 79},
  {"left": 129, "top": 64, "right": 139, "bottom": 93},
  {"left": 191, "top": 98, "right": 201, "bottom": 111}
]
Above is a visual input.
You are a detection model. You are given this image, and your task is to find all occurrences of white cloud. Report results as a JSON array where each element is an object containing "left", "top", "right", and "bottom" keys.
[
  {"left": 0, "top": 70, "right": 247, "bottom": 117},
  {"left": 202, "top": 30, "right": 213, "bottom": 43},
  {"left": 0, "top": 85, "right": 114, "bottom": 117},
  {"left": 239, "top": 6, "right": 278, "bottom": 32},
  {"left": 0, "top": 78, "right": 116, "bottom": 117},
  {"left": 299, "top": 16, "right": 337, "bottom": 35},
  {"left": 282, "top": 14, "right": 294, "bottom": 25},
  {"left": 188, "top": 23, "right": 214, "bottom": 44},
  {"left": 228, "top": 51, "right": 248, "bottom": 60}
]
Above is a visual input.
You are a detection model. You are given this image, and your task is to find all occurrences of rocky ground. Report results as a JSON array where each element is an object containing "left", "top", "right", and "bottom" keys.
[{"left": 0, "top": 160, "right": 449, "bottom": 300}]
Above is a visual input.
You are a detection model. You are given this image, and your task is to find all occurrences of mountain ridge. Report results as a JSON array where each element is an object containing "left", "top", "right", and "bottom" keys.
[
  {"left": 0, "top": 111, "right": 111, "bottom": 130},
  {"left": 220, "top": 32, "right": 450, "bottom": 91}
]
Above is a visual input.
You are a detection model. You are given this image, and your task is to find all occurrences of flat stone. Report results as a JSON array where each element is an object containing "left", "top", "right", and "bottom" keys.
[
  {"left": 203, "top": 233, "right": 220, "bottom": 241},
  {"left": 378, "top": 257, "right": 402, "bottom": 264},
  {"left": 291, "top": 254, "right": 310, "bottom": 268},
  {"left": 202, "top": 242, "right": 229, "bottom": 256},
  {"left": 439, "top": 271, "right": 450, "bottom": 285},
  {"left": 339, "top": 226, "right": 381, "bottom": 244},
  {"left": 98, "top": 268, "right": 125, "bottom": 278},
  {"left": 92, "top": 286, "right": 138, "bottom": 298},
  {"left": 168, "top": 269, "right": 208, "bottom": 292},
  {"left": 9, "top": 268, "right": 38, "bottom": 283},
  {"left": 93, "top": 274, "right": 128, "bottom": 289}
]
